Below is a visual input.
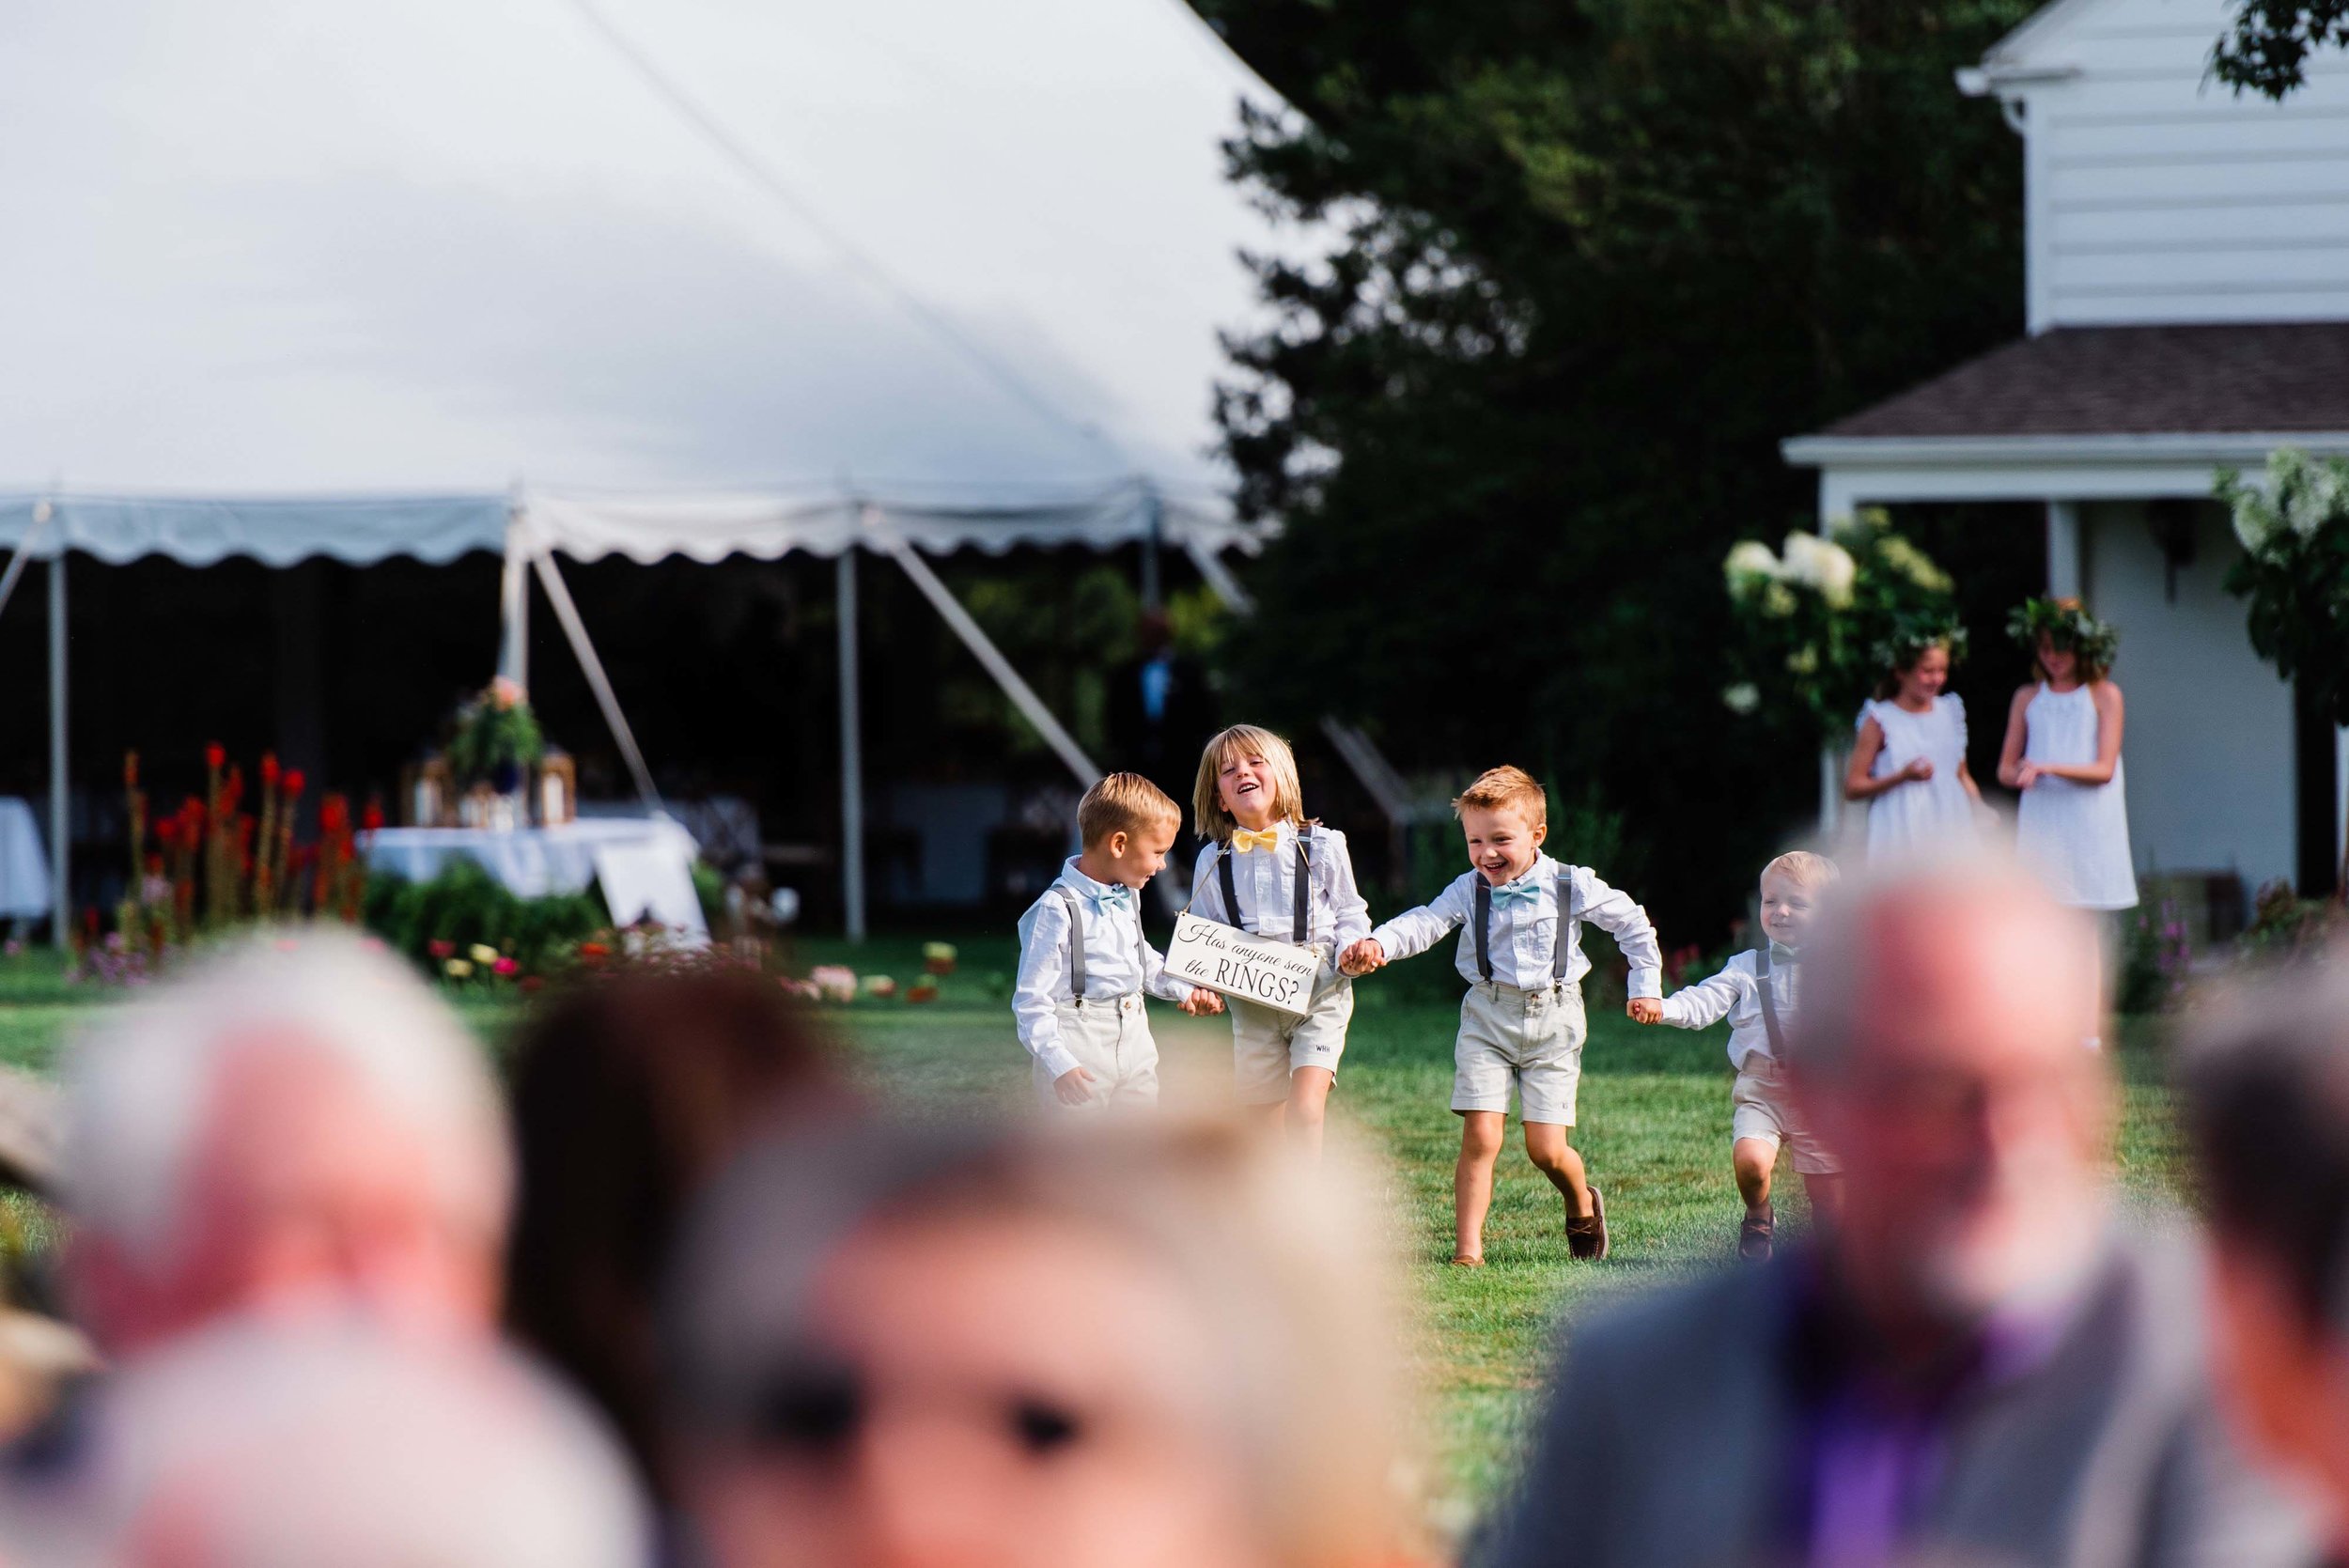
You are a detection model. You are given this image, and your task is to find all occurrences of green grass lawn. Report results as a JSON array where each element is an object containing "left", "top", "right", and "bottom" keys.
[{"left": 0, "top": 932, "right": 2190, "bottom": 1521}]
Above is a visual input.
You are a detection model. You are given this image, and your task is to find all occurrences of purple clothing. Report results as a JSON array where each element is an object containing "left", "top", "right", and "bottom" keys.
[{"left": 1788, "top": 1264, "right": 2081, "bottom": 1567}]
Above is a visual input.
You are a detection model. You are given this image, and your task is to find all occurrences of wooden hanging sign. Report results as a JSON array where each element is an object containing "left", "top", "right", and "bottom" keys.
[{"left": 1163, "top": 912, "right": 1320, "bottom": 1017}]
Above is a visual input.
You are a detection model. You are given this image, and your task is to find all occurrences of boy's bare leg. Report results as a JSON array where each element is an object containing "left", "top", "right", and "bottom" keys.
[
  {"left": 1521, "top": 1120, "right": 1592, "bottom": 1217},
  {"left": 1453, "top": 1110, "right": 1507, "bottom": 1262},
  {"left": 1285, "top": 1066, "right": 1335, "bottom": 1157},
  {"left": 1733, "top": 1138, "right": 1778, "bottom": 1217}
]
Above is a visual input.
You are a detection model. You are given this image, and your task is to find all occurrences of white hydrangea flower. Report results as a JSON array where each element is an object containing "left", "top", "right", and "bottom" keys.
[
  {"left": 1720, "top": 682, "right": 1760, "bottom": 715},
  {"left": 1811, "top": 539, "right": 1859, "bottom": 608},
  {"left": 1781, "top": 530, "right": 1831, "bottom": 589},
  {"left": 1785, "top": 644, "right": 1819, "bottom": 675},
  {"left": 1761, "top": 582, "right": 1799, "bottom": 620},
  {"left": 1877, "top": 535, "right": 1952, "bottom": 594},
  {"left": 1722, "top": 540, "right": 1782, "bottom": 600},
  {"left": 2232, "top": 487, "right": 2280, "bottom": 557}
]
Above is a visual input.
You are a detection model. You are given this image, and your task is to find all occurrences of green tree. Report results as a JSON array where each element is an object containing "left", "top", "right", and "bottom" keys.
[
  {"left": 1192, "top": 0, "right": 2033, "bottom": 928},
  {"left": 2213, "top": 1, "right": 2349, "bottom": 99}
]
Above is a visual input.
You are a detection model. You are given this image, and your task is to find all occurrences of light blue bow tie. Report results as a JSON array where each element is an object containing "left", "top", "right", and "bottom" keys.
[
  {"left": 1490, "top": 880, "right": 1542, "bottom": 909},
  {"left": 1087, "top": 884, "right": 1134, "bottom": 915}
]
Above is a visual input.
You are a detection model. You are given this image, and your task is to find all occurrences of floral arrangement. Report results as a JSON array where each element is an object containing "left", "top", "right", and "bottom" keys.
[
  {"left": 443, "top": 676, "right": 544, "bottom": 789},
  {"left": 1720, "top": 509, "right": 1965, "bottom": 737},
  {"left": 85, "top": 748, "right": 381, "bottom": 980},
  {"left": 2006, "top": 596, "right": 2119, "bottom": 673}
]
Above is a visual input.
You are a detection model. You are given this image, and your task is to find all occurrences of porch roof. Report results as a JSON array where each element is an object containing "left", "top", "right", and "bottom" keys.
[{"left": 1782, "top": 323, "right": 2349, "bottom": 510}]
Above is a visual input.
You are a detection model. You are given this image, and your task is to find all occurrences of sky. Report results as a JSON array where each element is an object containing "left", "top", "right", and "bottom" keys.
[{"left": 0, "top": 0, "right": 1294, "bottom": 496}]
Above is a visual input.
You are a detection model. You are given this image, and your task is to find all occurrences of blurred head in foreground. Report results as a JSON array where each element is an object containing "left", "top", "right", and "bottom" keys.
[
  {"left": 663, "top": 1118, "right": 1413, "bottom": 1568},
  {"left": 3, "top": 1313, "right": 646, "bottom": 1568},
  {"left": 2184, "top": 962, "right": 2349, "bottom": 1542},
  {"left": 506, "top": 969, "right": 841, "bottom": 1502},
  {"left": 59, "top": 931, "right": 509, "bottom": 1356},
  {"left": 1790, "top": 859, "right": 2112, "bottom": 1334}
]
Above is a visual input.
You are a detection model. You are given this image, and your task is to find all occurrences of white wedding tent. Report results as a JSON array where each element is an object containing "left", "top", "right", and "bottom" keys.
[{"left": 0, "top": 0, "right": 1296, "bottom": 939}]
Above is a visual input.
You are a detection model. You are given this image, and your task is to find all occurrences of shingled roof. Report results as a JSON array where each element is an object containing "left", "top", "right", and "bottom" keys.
[{"left": 1818, "top": 322, "right": 2349, "bottom": 440}]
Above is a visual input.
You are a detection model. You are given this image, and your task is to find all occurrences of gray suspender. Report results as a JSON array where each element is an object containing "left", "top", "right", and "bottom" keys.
[
  {"left": 1472, "top": 865, "right": 1582, "bottom": 989},
  {"left": 1053, "top": 884, "right": 1145, "bottom": 1006},
  {"left": 1214, "top": 830, "right": 1314, "bottom": 944},
  {"left": 1755, "top": 942, "right": 1788, "bottom": 1056}
]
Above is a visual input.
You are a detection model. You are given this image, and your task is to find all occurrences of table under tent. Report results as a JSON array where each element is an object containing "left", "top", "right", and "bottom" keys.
[{"left": 0, "top": 481, "right": 1268, "bottom": 944}]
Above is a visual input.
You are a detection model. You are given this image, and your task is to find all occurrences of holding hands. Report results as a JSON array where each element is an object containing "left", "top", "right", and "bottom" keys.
[
  {"left": 1179, "top": 986, "right": 1225, "bottom": 1016},
  {"left": 1339, "top": 938, "right": 1386, "bottom": 977},
  {"left": 1627, "top": 997, "right": 1663, "bottom": 1024}
]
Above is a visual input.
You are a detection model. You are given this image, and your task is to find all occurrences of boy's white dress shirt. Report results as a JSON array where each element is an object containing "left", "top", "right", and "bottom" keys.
[
  {"left": 1658, "top": 945, "right": 1799, "bottom": 1069},
  {"left": 1369, "top": 854, "right": 1663, "bottom": 997},
  {"left": 1013, "top": 860, "right": 1190, "bottom": 1081},
  {"left": 1188, "top": 822, "right": 1373, "bottom": 954}
]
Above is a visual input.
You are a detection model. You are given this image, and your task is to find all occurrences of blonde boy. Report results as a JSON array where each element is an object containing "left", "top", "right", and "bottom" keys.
[
  {"left": 1648, "top": 850, "right": 1841, "bottom": 1262},
  {"left": 1190, "top": 725, "right": 1373, "bottom": 1155},
  {"left": 1013, "top": 774, "right": 1221, "bottom": 1113},
  {"left": 1341, "top": 766, "right": 1663, "bottom": 1265}
]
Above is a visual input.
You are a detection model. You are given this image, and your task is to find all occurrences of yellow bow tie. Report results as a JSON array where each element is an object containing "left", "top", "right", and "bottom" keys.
[{"left": 1230, "top": 827, "right": 1282, "bottom": 853}]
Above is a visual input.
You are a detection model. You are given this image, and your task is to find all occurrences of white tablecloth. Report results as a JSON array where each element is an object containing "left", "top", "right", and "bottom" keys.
[
  {"left": 363, "top": 817, "right": 707, "bottom": 939},
  {"left": 0, "top": 800, "right": 49, "bottom": 919}
]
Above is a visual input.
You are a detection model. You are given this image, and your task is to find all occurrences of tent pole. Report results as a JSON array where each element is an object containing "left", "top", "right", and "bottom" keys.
[
  {"left": 837, "top": 547, "right": 866, "bottom": 943},
  {"left": 0, "top": 500, "right": 54, "bottom": 631},
  {"left": 47, "top": 548, "right": 67, "bottom": 950},
  {"left": 525, "top": 544, "right": 664, "bottom": 815},
  {"left": 499, "top": 503, "right": 530, "bottom": 691},
  {"left": 881, "top": 531, "right": 1099, "bottom": 787}
]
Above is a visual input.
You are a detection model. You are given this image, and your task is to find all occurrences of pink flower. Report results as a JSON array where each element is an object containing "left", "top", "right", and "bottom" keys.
[
  {"left": 427, "top": 939, "right": 456, "bottom": 960},
  {"left": 492, "top": 956, "right": 519, "bottom": 976}
]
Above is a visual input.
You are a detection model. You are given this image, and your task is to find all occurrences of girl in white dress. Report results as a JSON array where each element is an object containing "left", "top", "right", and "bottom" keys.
[
  {"left": 1996, "top": 598, "right": 2137, "bottom": 913},
  {"left": 1843, "top": 629, "right": 1983, "bottom": 862}
]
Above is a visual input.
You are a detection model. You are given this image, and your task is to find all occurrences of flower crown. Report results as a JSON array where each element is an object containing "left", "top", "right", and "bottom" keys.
[
  {"left": 2005, "top": 597, "right": 2119, "bottom": 668},
  {"left": 1870, "top": 615, "right": 1968, "bottom": 674}
]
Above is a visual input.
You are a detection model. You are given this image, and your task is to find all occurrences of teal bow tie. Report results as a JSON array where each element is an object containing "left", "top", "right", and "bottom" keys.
[
  {"left": 1088, "top": 885, "right": 1134, "bottom": 915},
  {"left": 1490, "top": 880, "right": 1542, "bottom": 909},
  {"left": 1769, "top": 941, "right": 1800, "bottom": 964}
]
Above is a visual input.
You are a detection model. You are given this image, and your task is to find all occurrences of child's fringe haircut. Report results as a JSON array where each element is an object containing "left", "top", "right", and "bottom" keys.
[
  {"left": 1762, "top": 850, "right": 1839, "bottom": 891},
  {"left": 1192, "top": 725, "right": 1306, "bottom": 844},
  {"left": 1079, "top": 772, "right": 1181, "bottom": 846},
  {"left": 1451, "top": 765, "right": 1548, "bottom": 827}
]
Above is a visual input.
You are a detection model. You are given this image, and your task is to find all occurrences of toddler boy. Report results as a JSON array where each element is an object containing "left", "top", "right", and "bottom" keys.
[
  {"left": 1013, "top": 773, "right": 1221, "bottom": 1112},
  {"left": 1342, "top": 766, "right": 1662, "bottom": 1264}
]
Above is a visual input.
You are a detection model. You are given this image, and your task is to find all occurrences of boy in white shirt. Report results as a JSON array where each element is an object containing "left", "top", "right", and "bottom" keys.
[
  {"left": 1013, "top": 773, "right": 1222, "bottom": 1113},
  {"left": 1645, "top": 850, "right": 1841, "bottom": 1262},
  {"left": 1341, "top": 766, "right": 1663, "bottom": 1265}
]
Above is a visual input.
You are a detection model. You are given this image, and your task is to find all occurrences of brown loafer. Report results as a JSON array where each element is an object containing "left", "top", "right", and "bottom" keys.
[
  {"left": 1449, "top": 1253, "right": 1486, "bottom": 1268},
  {"left": 1738, "top": 1203, "right": 1775, "bottom": 1264},
  {"left": 1566, "top": 1183, "right": 1610, "bottom": 1261}
]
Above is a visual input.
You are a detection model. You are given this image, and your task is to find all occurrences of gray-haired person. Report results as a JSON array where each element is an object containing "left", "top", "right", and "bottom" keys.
[
  {"left": 1481, "top": 862, "right": 2311, "bottom": 1568},
  {"left": 2183, "top": 960, "right": 2349, "bottom": 1564}
]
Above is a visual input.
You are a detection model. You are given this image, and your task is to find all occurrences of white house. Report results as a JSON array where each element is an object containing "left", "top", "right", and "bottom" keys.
[{"left": 1783, "top": 0, "right": 2349, "bottom": 912}]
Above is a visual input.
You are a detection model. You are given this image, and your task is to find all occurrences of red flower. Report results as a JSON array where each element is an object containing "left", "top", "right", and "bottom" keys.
[
  {"left": 319, "top": 795, "right": 349, "bottom": 834},
  {"left": 204, "top": 743, "right": 225, "bottom": 772},
  {"left": 577, "top": 940, "right": 611, "bottom": 962},
  {"left": 82, "top": 908, "right": 98, "bottom": 938},
  {"left": 282, "top": 769, "right": 305, "bottom": 799},
  {"left": 428, "top": 939, "right": 456, "bottom": 959},
  {"left": 361, "top": 800, "right": 385, "bottom": 833},
  {"left": 155, "top": 819, "right": 179, "bottom": 853},
  {"left": 123, "top": 751, "right": 139, "bottom": 788},
  {"left": 259, "top": 753, "right": 280, "bottom": 787},
  {"left": 519, "top": 974, "right": 545, "bottom": 994},
  {"left": 145, "top": 853, "right": 163, "bottom": 877}
]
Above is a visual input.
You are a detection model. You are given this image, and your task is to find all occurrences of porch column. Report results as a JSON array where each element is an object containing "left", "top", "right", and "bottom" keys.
[
  {"left": 48, "top": 551, "right": 67, "bottom": 949},
  {"left": 2046, "top": 500, "right": 2083, "bottom": 598},
  {"left": 837, "top": 547, "right": 867, "bottom": 943}
]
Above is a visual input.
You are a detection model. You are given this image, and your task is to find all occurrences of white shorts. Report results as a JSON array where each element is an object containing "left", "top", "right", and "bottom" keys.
[
  {"left": 1032, "top": 994, "right": 1159, "bottom": 1114},
  {"left": 1453, "top": 981, "right": 1585, "bottom": 1126},
  {"left": 1731, "top": 1054, "right": 1839, "bottom": 1175},
  {"left": 1231, "top": 963, "right": 1353, "bottom": 1105}
]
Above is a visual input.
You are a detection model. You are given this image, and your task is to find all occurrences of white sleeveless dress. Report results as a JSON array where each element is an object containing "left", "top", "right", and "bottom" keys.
[
  {"left": 2015, "top": 683, "right": 2139, "bottom": 910},
  {"left": 1859, "top": 695, "right": 1979, "bottom": 862}
]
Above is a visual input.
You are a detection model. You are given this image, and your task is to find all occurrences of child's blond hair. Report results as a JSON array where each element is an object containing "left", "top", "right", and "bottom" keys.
[
  {"left": 1192, "top": 725, "right": 1306, "bottom": 844},
  {"left": 1761, "top": 850, "right": 1839, "bottom": 892},
  {"left": 1452, "top": 765, "right": 1548, "bottom": 827},
  {"left": 1078, "top": 772, "right": 1181, "bottom": 847}
]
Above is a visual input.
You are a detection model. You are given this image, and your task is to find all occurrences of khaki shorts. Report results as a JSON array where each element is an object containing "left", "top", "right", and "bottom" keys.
[
  {"left": 1731, "top": 1054, "right": 1839, "bottom": 1175},
  {"left": 1454, "top": 981, "right": 1585, "bottom": 1126},
  {"left": 1032, "top": 994, "right": 1159, "bottom": 1115},
  {"left": 1231, "top": 962, "right": 1353, "bottom": 1105}
]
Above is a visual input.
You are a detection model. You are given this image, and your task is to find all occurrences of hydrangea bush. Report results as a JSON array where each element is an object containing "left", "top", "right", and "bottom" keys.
[
  {"left": 2220, "top": 448, "right": 2349, "bottom": 727},
  {"left": 1720, "top": 509, "right": 1965, "bottom": 737}
]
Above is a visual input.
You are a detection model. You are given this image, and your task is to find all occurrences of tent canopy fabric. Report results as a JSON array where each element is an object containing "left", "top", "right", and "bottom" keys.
[{"left": 0, "top": 482, "right": 1267, "bottom": 567}]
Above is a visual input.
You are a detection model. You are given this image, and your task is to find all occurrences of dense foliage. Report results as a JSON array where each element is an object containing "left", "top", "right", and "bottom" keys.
[
  {"left": 2219, "top": 449, "right": 2349, "bottom": 728},
  {"left": 2213, "top": 0, "right": 2349, "bottom": 99},
  {"left": 1190, "top": 0, "right": 2034, "bottom": 928}
]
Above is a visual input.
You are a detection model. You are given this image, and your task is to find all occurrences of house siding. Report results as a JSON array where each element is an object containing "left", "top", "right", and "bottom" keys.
[{"left": 2003, "top": 0, "right": 2349, "bottom": 330}]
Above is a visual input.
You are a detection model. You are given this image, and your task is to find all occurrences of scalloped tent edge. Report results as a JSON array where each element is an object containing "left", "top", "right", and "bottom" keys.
[{"left": 0, "top": 480, "right": 1271, "bottom": 943}]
